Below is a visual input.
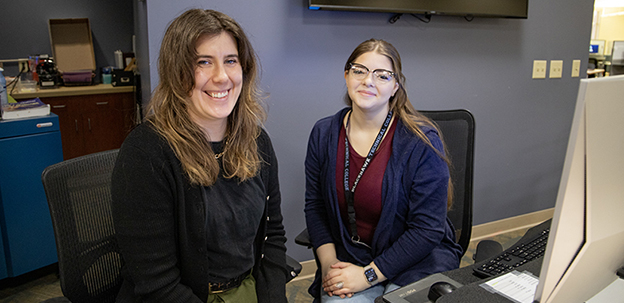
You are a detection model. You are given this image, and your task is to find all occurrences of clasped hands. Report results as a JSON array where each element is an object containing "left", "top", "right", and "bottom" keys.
[{"left": 322, "top": 261, "right": 370, "bottom": 298}]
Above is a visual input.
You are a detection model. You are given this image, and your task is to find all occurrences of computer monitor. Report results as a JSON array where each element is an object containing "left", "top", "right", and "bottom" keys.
[
  {"left": 611, "top": 41, "right": 624, "bottom": 65},
  {"left": 534, "top": 75, "right": 624, "bottom": 303},
  {"left": 589, "top": 44, "right": 599, "bottom": 54},
  {"left": 589, "top": 39, "right": 605, "bottom": 56}
]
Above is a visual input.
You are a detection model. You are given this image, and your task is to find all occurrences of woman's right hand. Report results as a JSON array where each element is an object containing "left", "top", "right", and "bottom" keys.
[{"left": 316, "top": 243, "right": 353, "bottom": 298}]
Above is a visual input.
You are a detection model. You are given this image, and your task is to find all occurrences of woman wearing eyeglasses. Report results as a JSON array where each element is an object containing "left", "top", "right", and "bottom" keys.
[{"left": 304, "top": 39, "right": 463, "bottom": 302}]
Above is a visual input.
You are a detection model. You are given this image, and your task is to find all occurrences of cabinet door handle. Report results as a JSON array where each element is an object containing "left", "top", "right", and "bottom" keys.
[
  {"left": 88, "top": 118, "right": 92, "bottom": 131},
  {"left": 96, "top": 102, "right": 109, "bottom": 106},
  {"left": 52, "top": 105, "right": 66, "bottom": 109},
  {"left": 75, "top": 119, "right": 79, "bottom": 132},
  {"left": 36, "top": 122, "right": 54, "bottom": 128}
]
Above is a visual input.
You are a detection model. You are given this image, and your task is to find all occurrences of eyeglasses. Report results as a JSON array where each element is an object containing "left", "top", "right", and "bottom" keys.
[{"left": 347, "top": 63, "right": 396, "bottom": 84}]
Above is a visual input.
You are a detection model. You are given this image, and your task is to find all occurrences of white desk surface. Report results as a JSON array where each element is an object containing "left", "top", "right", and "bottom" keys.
[{"left": 585, "top": 278, "right": 624, "bottom": 303}]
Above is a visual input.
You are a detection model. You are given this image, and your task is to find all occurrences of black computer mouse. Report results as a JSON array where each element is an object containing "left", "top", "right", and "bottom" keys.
[{"left": 427, "top": 281, "right": 457, "bottom": 302}]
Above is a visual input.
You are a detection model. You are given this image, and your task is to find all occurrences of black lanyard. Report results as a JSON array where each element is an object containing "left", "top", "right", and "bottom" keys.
[{"left": 344, "top": 110, "right": 393, "bottom": 242}]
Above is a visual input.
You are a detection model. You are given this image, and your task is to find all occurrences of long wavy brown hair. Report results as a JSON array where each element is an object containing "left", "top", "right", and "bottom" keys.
[
  {"left": 343, "top": 38, "right": 454, "bottom": 208},
  {"left": 147, "top": 9, "right": 266, "bottom": 186}
]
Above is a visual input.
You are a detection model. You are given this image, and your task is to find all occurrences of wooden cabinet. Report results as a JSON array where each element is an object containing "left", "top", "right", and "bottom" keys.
[
  {"left": 13, "top": 85, "right": 137, "bottom": 160},
  {"left": 40, "top": 93, "right": 135, "bottom": 160}
]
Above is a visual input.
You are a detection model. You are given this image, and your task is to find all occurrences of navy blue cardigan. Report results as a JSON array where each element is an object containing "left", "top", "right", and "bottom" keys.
[{"left": 304, "top": 108, "right": 462, "bottom": 297}]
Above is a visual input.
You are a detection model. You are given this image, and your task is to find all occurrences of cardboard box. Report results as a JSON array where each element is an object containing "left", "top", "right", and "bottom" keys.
[
  {"left": 111, "top": 69, "right": 134, "bottom": 87},
  {"left": 48, "top": 18, "right": 96, "bottom": 85}
]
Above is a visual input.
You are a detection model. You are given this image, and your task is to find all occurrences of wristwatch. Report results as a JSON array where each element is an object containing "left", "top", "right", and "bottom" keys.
[{"left": 364, "top": 265, "right": 379, "bottom": 286}]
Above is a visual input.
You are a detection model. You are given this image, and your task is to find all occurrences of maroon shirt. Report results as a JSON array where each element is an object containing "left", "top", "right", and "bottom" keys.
[{"left": 336, "top": 117, "right": 397, "bottom": 246}]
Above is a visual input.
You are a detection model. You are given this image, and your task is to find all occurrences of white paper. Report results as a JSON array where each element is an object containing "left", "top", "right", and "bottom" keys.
[{"left": 480, "top": 271, "right": 539, "bottom": 303}]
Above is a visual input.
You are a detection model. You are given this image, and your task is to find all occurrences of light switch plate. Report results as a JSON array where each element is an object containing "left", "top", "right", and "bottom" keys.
[
  {"left": 550, "top": 60, "right": 563, "bottom": 78},
  {"left": 533, "top": 60, "right": 547, "bottom": 79},
  {"left": 572, "top": 60, "right": 581, "bottom": 77}
]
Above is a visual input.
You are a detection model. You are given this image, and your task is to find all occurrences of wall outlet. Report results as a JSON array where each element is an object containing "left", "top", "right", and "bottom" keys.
[
  {"left": 550, "top": 60, "right": 563, "bottom": 78},
  {"left": 571, "top": 60, "right": 581, "bottom": 77},
  {"left": 532, "top": 60, "right": 547, "bottom": 79},
  {"left": 18, "top": 60, "right": 28, "bottom": 72}
]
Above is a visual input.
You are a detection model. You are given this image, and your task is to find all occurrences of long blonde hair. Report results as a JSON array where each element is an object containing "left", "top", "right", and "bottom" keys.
[
  {"left": 147, "top": 9, "right": 266, "bottom": 186},
  {"left": 344, "top": 38, "right": 454, "bottom": 208}
]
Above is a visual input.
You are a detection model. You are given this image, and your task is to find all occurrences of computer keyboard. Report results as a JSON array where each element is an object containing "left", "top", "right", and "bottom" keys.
[{"left": 473, "top": 227, "right": 550, "bottom": 278}]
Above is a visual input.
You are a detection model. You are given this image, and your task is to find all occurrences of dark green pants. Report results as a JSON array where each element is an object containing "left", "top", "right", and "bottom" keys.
[{"left": 207, "top": 272, "right": 257, "bottom": 303}]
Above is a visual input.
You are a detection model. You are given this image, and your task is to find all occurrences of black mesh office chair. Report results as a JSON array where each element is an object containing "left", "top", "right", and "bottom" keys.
[
  {"left": 421, "top": 110, "right": 501, "bottom": 262},
  {"left": 296, "top": 109, "right": 476, "bottom": 259},
  {"left": 420, "top": 109, "right": 475, "bottom": 255},
  {"left": 41, "top": 149, "right": 300, "bottom": 303},
  {"left": 41, "top": 149, "right": 123, "bottom": 303}
]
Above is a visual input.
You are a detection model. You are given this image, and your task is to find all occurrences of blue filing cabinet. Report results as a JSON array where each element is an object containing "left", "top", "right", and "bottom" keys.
[{"left": 0, "top": 114, "right": 63, "bottom": 278}]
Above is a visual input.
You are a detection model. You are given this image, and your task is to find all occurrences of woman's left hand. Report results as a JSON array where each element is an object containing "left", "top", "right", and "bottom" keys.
[{"left": 321, "top": 262, "right": 370, "bottom": 297}]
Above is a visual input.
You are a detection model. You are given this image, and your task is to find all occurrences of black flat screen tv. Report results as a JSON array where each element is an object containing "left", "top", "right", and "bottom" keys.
[{"left": 309, "top": 0, "right": 529, "bottom": 19}]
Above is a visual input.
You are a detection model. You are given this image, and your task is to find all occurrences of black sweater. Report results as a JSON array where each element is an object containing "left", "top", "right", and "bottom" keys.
[{"left": 111, "top": 122, "right": 288, "bottom": 302}]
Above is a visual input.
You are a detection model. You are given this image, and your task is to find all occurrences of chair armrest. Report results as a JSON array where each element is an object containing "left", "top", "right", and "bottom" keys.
[
  {"left": 473, "top": 239, "right": 503, "bottom": 263},
  {"left": 286, "top": 254, "right": 302, "bottom": 282},
  {"left": 295, "top": 228, "right": 312, "bottom": 248}
]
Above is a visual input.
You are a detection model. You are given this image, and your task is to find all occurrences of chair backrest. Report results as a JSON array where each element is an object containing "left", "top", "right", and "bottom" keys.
[
  {"left": 420, "top": 110, "right": 475, "bottom": 256},
  {"left": 41, "top": 149, "right": 122, "bottom": 303}
]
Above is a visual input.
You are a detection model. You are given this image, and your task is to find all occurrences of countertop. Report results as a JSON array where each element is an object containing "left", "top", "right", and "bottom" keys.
[{"left": 10, "top": 84, "right": 134, "bottom": 99}]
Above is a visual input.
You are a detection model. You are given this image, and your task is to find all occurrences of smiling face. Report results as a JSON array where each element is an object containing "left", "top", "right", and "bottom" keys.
[
  {"left": 345, "top": 51, "right": 399, "bottom": 117},
  {"left": 188, "top": 32, "right": 243, "bottom": 140}
]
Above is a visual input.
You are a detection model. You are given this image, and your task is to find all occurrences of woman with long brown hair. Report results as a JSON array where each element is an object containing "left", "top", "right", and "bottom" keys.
[
  {"left": 304, "top": 38, "right": 462, "bottom": 302},
  {"left": 112, "top": 9, "right": 288, "bottom": 303}
]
